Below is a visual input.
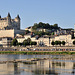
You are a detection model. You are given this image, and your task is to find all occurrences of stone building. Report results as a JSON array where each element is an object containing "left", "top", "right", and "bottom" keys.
[
  {"left": 0, "top": 13, "right": 25, "bottom": 47},
  {"left": 0, "top": 13, "right": 20, "bottom": 30}
]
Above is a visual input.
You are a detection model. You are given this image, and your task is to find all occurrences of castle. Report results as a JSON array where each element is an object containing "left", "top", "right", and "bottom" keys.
[
  {"left": 0, "top": 13, "right": 20, "bottom": 30},
  {"left": 0, "top": 13, "right": 25, "bottom": 39}
]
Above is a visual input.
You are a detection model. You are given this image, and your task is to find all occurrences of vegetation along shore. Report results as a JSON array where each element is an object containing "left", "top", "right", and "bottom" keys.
[{"left": 0, "top": 51, "right": 75, "bottom": 55}]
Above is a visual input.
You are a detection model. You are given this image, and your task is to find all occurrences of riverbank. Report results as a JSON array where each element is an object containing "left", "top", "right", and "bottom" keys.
[{"left": 0, "top": 51, "right": 75, "bottom": 55}]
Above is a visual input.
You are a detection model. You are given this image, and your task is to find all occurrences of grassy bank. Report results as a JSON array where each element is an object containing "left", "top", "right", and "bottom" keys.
[{"left": 0, "top": 51, "right": 75, "bottom": 55}]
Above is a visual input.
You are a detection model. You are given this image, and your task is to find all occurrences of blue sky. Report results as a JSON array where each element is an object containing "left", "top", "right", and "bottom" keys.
[{"left": 0, "top": 0, "right": 75, "bottom": 29}]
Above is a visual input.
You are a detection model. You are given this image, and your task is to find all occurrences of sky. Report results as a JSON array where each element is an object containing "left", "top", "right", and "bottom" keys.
[{"left": 0, "top": 0, "right": 75, "bottom": 29}]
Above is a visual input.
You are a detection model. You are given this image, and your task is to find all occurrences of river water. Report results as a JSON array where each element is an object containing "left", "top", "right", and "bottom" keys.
[{"left": 0, "top": 54, "right": 75, "bottom": 75}]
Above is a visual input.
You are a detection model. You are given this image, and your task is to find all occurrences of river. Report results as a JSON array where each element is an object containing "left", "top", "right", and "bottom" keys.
[{"left": 0, "top": 54, "right": 75, "bottom": 75}]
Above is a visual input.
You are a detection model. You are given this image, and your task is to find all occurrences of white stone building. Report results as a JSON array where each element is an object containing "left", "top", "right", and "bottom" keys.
[{"left": 0, "top": 13, "right": 20, "bottom": 30}]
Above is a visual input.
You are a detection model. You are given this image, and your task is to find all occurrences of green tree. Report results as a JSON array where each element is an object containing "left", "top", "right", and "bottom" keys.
[
  {"left": 51, "top": 41, "right": 55, "bottom": 46},
  {"left": 52, "top": 32, "right": 54, "bottom": 35},
  {"left": 73, "top": 40, "right": 75, "bottom": 45},
  {"left": 23, "top": 38, "right": 31, "bottom": 46},
  {"left": 23, "top": 39, "right": 28, "bottom": 46},
  {"left": 32, "top": 41, "right": 37, "bottom": 45},
  {"left": 27, "top": 38, "right": 31, "bottom": 44},
  {"left": 53, "top": 24, "right": 58, "bottom": 28},
  {"left": 61, "top": 41, "right": 65, "bottom": 45},
  {"left": 58, "top": 41, "right": 61, "bottom": 46},
  {"left": 11, "top": 38, "right": 18, "bottom": 46},
  {"left": 18, "top": 43, "right": 22, "bottom": 46},
  {"left": 32, "top": 22, "right": 59, "bottom": 30},
  {"left": 55, "top": 41, "right": 58, "bottom": 45},
  {"left": 30, "top": 41, "right": 37, "bottom": 45}
]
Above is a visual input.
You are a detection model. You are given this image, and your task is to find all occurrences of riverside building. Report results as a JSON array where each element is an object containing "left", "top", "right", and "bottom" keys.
[{"left": 0, "top": 13, "right": 25, "bottom": 47}]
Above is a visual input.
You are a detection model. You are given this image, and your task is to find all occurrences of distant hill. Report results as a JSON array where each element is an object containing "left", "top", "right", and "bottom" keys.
[
  {"left": 25, "top": 22, "right": 74, "bottom": 37},
  {"left": 32, "top": 22, "right": 60, "bottom": 30}
]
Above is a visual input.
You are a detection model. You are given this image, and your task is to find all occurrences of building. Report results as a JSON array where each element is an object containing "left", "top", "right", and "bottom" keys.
[
  {"left": 36, "top": 28, "right": 51, "bottom": 32},
  {"left": 0, "top": 13, "right": 25, "bottom": 38},
  {"left": 0, "top": 13, "right": 20, "bottom": 30},
  {"left": 16, "top": 34, "right": 75, "bottom": 46},
  {"left": 54, "top": 29, "right": 73, "bottom": 36},
  {"left": 0, "top": 13, "right": 25, "bottom": 47},
  {"left": 1, "top": 37, "right": 12, "bottom": 47},
  {"left": 25, "top": 26, "right": 32, "bottom": 32},
  {"left": 0, "top": 29, "right": 25, "bottom": 38}
]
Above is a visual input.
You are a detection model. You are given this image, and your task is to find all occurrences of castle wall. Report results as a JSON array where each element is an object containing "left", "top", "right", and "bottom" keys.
[
  {"left": 0, "top": 29, "right": 25, "bottom": 38},
  {"left": 0, "top": 30, "right": 14, "bottom": 38},
  {"left": 0, "top": 20, "right": 8, "bottom": 29}
]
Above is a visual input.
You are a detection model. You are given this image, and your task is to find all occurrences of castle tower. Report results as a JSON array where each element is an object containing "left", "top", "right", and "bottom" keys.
[
  {"left": 0, "top": 15, "right": 1, "bottom": 18},
  {"left": 7, "top": 13, "right": 11, "bottom": 26},
  {"left": 17, "top": 15, "right": 20, "bottom": 20},
  {"left": 14, "top": 14, "right": 20, "bottom": 30},
  {"left": 17, "top": 15, "right": 20, "bottom": 30}
]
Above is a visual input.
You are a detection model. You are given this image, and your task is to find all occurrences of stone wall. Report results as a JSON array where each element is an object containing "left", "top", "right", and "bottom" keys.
[
  {"left": 0, "top": 29, "right": 25, "bottom": 38},
  {"left": 0, "top": 30, "right": 14, "bottom": 38}
]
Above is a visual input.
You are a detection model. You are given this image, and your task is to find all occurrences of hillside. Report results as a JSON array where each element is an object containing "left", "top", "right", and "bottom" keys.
[{"left": 32, "top": 22, "right": 60, "bottom": 30}]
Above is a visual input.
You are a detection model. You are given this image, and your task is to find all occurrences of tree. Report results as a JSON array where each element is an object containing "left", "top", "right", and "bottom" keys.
[
  {"left": 52, "top": 32, "right": 54, "bottom": 35},
  {"left": 53, "top": 24, "right": 58, "bottom": 28},
  {"left": 73, "top": 40, "right": 75, "bottom": 45},
  {"left": 61, "top": 41, "right": 65, "bottom": 45},
  {"left": 18, "top": 43, "right": 22, "bottom": 46},
  {"left": 58, "top": 41, "right": 61, "bottom": 46},
  {"left": 32, "top": 22, "right": 59, "bottom": 30},
  {"left": 23, "top": 39, "right": 28, "bottom": 46},
  {"left": 27, "top": 38, "right": 31, "bottom": 44},
  {"left": 23, "top": 38, "right": 31, "bottom": 46},
  {"left": 33, "top": 41, "right": 37, "bottom": 45},
  {"left": 51, "top": 41, "right": 55, "bottom": 46},
  {"left": 11, "top": 38, "right": 18, "bottom": 46},
  {"left": 55, "top": 41, "right": 58, "bottom": 45},
  {"left": 30, "top": 41, "right": 37, "bottom": 45}
]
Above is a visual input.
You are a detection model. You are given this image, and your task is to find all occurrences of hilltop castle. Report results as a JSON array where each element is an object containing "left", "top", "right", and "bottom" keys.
[
  {"left": 0, "top": 13, "right": 20, "bottom": 30},
  {"left": 0, "top": 13, "right": 25, "bottom": 39}
]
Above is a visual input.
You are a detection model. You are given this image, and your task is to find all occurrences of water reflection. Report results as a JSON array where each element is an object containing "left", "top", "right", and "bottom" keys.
[
  {"left": 0, "top": 55, "right": 75, "bottom": 75},
  {"left": 21, "top": 60, "right": 75, "bottom": 75},
  {"left": 0, "top": 63, "right": 19, "bottom": 75}
]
